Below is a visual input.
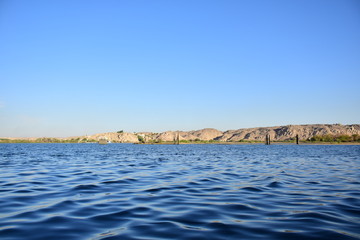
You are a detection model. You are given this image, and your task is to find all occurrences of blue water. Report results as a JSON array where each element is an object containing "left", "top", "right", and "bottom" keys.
[{"left": 0, "top": 144, "right": 359, "bottom": 240}]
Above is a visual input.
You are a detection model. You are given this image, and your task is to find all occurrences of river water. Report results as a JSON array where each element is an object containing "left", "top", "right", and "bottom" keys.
[{"left": 0, "top": 143, "right": 359, "bottom": 240}]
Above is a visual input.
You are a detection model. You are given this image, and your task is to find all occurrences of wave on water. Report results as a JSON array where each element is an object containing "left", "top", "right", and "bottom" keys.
[{"left": 0, "top": 144, "right": 360, "bottom": 240}]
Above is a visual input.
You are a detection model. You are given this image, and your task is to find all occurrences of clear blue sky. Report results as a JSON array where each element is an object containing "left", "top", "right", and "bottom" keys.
[{"left": 1, "top": 0, "right": 359, "bottom": 137}]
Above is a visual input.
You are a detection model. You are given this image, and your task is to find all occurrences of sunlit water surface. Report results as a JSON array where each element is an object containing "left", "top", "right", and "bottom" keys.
[{"left": 0, "top": 144, "right": 359, "bottom": 240}]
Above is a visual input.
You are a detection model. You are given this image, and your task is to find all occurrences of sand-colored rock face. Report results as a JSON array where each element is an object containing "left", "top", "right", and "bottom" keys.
[
  {"left": 153, "top": 128, "right": 224, "bottom": 142},
  {"left": 189, "top": 128, "right": 223, "bottom": 141},
  {"left": 49, "top": 124, "right": 360, "bottom": 143},
  {"left": 4, "top": 124, "right": 358, "bottom": 143},
  {"left": 87, "top": 132, "right": 138, "bottom": 143},
  {"left": 217, "top": 124, "right": 360, "bottom": 141}
]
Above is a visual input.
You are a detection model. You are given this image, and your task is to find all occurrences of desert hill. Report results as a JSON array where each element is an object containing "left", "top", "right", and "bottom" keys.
[{"left": 82, "top": 124, "right": 360, "bottom": 143}]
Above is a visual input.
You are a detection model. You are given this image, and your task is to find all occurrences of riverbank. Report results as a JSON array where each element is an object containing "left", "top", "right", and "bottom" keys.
[
  {"left": 3, "top": 140, "right": 359, "bottom": 145},
  {"left": 138, "top": 141, "right": 360, "bottom": 145},
  {"left": 2, "top": 124, "right": 360, "bottom": 144}
]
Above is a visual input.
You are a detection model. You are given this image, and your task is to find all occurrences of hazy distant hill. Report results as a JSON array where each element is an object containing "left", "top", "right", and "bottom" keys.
[{"left": 83, "top": 124, "right": 360, "bottom": 143}]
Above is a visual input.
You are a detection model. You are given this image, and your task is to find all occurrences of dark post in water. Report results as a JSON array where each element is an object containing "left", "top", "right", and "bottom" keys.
[
  {"left": 296, "top": 134, "right": 299, "bottom": 145},
  {"left": 174, "top": 131, "right": 180, "bottom": 145},
  {"left": 268, "top": 134, "right": 271, "bottom": 145},
  {"left": 265, "top": 134, "right": 271, "bottom": 145}
]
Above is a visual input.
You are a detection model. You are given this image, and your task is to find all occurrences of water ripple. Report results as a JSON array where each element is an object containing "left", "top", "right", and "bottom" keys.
[{"left": 0, "top": 144, "right": 359, "bottom": 239}]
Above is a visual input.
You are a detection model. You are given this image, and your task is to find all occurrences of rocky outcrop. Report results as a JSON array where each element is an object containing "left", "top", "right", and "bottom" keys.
[
  {"left": 189, "top": 128, "right": 223, "bottom": 141},
  {"left": 8, "top": 124, "right": 355, "bottom": 143},
  {"left": 153, "top": 128, "right": 223, "bottom": 142},
  {"left": 216, "top": 124, "right": 360, "bottom": 142},
  {"left": 86, "top": 132, "right": 138, "bottom": 143}
]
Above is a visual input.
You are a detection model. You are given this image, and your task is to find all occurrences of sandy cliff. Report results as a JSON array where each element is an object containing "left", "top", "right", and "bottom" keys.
[
  {"left": 85, "top": 124, "right": 360, "bottom": 143},
  {"left": 217, "top": 124, "right": 360, "bottom": 141},
  {"left": 84, "top": 132, "right": 138, "bottom": 143}
]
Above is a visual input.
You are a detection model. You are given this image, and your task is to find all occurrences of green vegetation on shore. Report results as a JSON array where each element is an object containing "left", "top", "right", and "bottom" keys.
[{"left": 309, "top": 134, "right": 360, "bottom": 143}]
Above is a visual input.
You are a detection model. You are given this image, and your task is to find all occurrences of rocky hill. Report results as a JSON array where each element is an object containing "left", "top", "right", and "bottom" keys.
[
  {"left": 217, "top": 124, "right": 360, "bottom": 142},
  {"left": 82, "top": 124, "right": 360, "bottom": 143}
]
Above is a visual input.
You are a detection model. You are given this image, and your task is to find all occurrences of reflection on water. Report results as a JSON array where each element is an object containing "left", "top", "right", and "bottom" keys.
[{"left": 0, "top": 144, "right": 360, "bottom": 239}]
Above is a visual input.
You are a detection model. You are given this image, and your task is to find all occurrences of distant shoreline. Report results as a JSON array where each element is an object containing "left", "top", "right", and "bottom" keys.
[
  {"left": 1, "top": 124, "right": 360, "bottom": 144},
  {"left": 139, "top": 142, "right": 360, "bottom": 145}
]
